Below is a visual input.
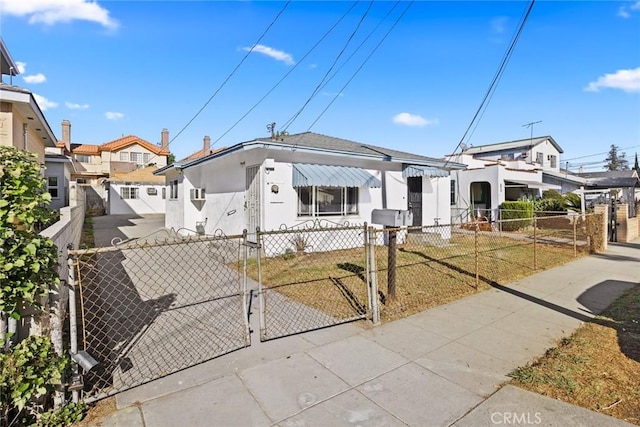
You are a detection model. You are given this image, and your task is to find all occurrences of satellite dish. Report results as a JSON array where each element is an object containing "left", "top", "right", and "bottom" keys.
[{"left": 460, "top": 143, "right": 468, "bottom": 151}]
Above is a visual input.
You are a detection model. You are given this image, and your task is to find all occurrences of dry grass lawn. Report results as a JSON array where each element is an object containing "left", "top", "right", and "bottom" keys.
[
  {"left": 509, "top": 286, "right": 640, "bottom": 425},
  {"left": 248, "top": 231, "right": 589, "bottom": 323}
]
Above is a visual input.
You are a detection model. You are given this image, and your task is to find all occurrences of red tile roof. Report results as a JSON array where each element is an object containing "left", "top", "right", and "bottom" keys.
[
  {"left": 72, "top": 144, "right": 100, "bottom": 154},
  {"left": 101, "top": 135, "right": 169, "bottom": 155},
  {"left": 180, "top": 147, "right": 225, "bottom": 162}
]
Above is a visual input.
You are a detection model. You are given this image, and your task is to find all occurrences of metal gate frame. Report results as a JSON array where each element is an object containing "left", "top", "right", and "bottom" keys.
[{"left": 68, "top": 231, "right": 252, "bottom": 402}]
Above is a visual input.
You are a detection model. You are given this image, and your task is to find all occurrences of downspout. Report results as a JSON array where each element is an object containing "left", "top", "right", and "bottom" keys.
[
  {"left": 381, "top": 171, "right": 387, "bottom": 209},
  {"left": 23, "top": 123, "right": 28, "bottom": 150}
]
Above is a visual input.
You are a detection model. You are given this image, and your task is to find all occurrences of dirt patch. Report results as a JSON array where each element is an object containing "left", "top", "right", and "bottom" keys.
[
  {"left": 509, "top": 286, "right": 640, "bottom": 425},
  {"left": 73, "top": 397, "right": 116, "bottom": 426}
]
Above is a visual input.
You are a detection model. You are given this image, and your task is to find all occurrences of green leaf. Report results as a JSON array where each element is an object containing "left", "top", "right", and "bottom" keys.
[{"left": 25, "top": 243, "right": 37, "bottom": 256}]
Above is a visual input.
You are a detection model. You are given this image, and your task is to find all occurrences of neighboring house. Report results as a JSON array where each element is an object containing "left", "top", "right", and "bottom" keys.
[
  {"left": 69, "top": 124, "right": 170, "bottom": 185},
  {"left": 0, "top": 37, "right": 57, "bottom": 164},
  {"left": 44, "top": 146, "right": 74, "bottom": 211},
  {"left": 61, "top": 122, "right": 170, "bottom": 215},
  {"left": 154, "top": 132, "right": 465, "bottom": 238},
  {"left": 106, "top": 166, "right": 166, "bottom": 215},
  {"left": 446, "top": 136, "right": 582, "bottom": 221},
  {"left": 179, "top": 135, "right": 225, "bottom": 162},
  {"left": 578, "top": 170, "right": 640, "bottom": 213}
]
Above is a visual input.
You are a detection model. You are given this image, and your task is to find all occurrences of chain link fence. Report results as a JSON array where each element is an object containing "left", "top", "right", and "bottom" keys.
[
  {"left": 255, "top": 221, "right": 370, "bottom": 341},
  {"left": 68, "top": 232, "right": 250, "bottom": 402}
]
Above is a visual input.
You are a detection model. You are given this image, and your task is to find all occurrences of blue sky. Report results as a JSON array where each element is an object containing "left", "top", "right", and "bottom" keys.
[{"left": 2, "top": 0, "right": 639, "bottom": 169}]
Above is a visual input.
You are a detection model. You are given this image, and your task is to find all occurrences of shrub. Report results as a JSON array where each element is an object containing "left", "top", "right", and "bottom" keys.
[
  {"left": 500, "top": 201, "right": 534, "bottom": 231},
  {"left": 534, "top": 198, "right": 566, "bottom": 215}
]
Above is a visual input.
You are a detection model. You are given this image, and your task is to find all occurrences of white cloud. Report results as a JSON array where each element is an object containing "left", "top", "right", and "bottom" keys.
[
  {"left": 66, "top": 102, "right": 89, "bottom": 109},
  {"left": 15, "top": 61, "right": 27, "bottom": 74},
  {"left": 33, "top": 93, "right": 58, "bottom": 110},
  {"left": 491, "top": 16, "right": 508, "bottom": 34},
  {"left": 23, "top": 73, "right": 46, "bottom": 84},
  {"left": 0, "top": 0, "right": 118, "bottom": 29},
  {"left": 320, "top": 91, "right": 343, "bottom": 97},
  {"left": 585, "top": 67, "right": 640, "bottom": 93},
  {"left": 617, "top": 1, "right": 640, "bottom": 18},
  {"left": 105, "top": 111, "right": 124, "bottom": 120},
  {"left": 243, "top": 44, "right": 294, "bottom": 65},
  {"left": 392, "top": 112, "right": 438, "bottom": 127}
]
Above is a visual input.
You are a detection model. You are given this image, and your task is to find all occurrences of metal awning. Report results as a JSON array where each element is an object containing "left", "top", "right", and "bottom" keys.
[
  {"left": 505, "top": 180, "right": 561, "bottom": 191},
  {"left": 292, "top": 163, "right": 381, "bottom": 188},
  {"left": 402, "top": 165, "right": 449, "bottom": 178}
]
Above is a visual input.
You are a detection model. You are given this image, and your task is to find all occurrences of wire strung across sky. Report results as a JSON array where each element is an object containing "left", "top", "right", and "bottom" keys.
[
  {"left": 443, "top": 0, "right": 535, "bottom": 168},
  {"left": 307, "top": 1, "right": 413, "bottom": 132},
  {"left": 146, "top": 0, "right": 291, "bottom": 165},
  {"left": 279, "top": 1, "right": 375, "bottom": 134},
  {"left": 210, "top": 1, "right": 360, "bottom": 149}
]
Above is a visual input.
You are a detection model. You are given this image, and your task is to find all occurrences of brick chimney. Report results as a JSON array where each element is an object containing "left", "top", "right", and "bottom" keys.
[
  {"left": 203, "top": 135, "right": 211, "bottom": 155},
  {"left": 61, "top": 120, "right": 71, "bottom": 152},
  {"left": 161, "top": 128, "right": 169, "bottom": 151}
]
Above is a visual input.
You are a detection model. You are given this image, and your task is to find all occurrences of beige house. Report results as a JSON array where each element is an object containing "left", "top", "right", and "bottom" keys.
[
  {"left": 69, "top": 125, "right": 170, "bottom": 185},
  {"left": 0, "top": 37, "right": 57, "bottom": 163}
]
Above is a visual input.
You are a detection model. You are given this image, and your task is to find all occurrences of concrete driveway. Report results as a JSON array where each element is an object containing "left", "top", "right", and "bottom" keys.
[{"left": 91, "top": 214, "right": 168, "bottom": 247}]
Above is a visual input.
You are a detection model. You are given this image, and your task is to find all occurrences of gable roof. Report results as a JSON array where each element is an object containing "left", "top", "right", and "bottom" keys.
[
  {"left": 180, "top": 146, "right": 226, "bottom": 162},
  {"left": 463, "top": 136, "right": 563, "bottom": 155},
  {"left": 157, "top": 132, "right": 465, "bottom": 175},
  {"left": 100, "top": 135, "right": 170, "bottom": 155},
  {"left": 577, "top": 170, "right": 638, "bottom": 179}
]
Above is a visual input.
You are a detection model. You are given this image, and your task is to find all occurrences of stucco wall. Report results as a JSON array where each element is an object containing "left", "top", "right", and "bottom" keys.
[{"left": 108, "top": 183, "right": 166, "bottom": 215}]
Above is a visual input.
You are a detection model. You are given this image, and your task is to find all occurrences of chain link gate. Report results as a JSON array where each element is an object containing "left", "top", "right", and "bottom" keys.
[
  {"left": 255, "top": 221, "right": 373, "bottom": 341},
  {"left": 68, "top": 231, "right": 251, "bottom": 401}
]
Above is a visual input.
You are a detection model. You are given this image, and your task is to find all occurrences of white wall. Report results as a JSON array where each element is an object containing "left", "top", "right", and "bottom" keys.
[
  {"left": 44, "top": 161, "right": 70, "bottom": 211},
  {"left": 108, "top": 182, "right": 166, "bottom": 215}
]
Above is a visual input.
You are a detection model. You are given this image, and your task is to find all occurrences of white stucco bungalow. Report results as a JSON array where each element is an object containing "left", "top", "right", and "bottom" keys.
[
  {"left": 107, "top": 166, "right": 166, "bottom": 215},
  {"left": 154, "top": 132, "right": 465, "bottom": 237},
  {"left": 446, "top": 136, "right": 579, "bottom": 222}
]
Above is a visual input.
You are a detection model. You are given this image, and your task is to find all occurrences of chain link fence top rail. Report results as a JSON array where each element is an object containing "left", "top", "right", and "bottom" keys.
[
  {"left": 69, "top": 232, "right": 250, "bottom": 401},
  {"left": 254, "top": 222, "right": 370, "bottom": 340}
]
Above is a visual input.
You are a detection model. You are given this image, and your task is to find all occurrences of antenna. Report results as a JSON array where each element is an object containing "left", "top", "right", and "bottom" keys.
[
  {"left": 522, "top": 120, "right": 542, "bottom": 146},
  {"left": 266, "top": 122, "right": 276, "bottom": 140}
]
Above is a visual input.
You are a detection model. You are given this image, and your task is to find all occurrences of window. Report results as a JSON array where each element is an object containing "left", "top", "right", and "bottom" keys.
[
  {"left": 47, "top": 176, "right": 59, "bottom": 199},
  {"left": 162, "top": 187, "right": 166, "bottom": 199},
  {"left": 76, "top": 178, "right": 87, "bottom": 184},
  {"left": 297, "top": 186, "right": 358, "bottom": 217},
  {"left": 146, "top": 187, "right": 158, "bottom": 196},
  {"left": 130, "top": 152, "right": 143, "bottom": 164},
  {"left": 169, "top": 180, "right": 178, "bottom": 199},
  {"left": 536, "top": 152, "right": 543, "bottom": 165},
  {"left": 549, "top": 155, "right": 557, "bottom": 168},
  {"left": 120, "top": 187, "right": 139, "bottom": 199},
  {"left": 120, "top": 152, "right": 128, "bottom": 161},
  {"left": 143, "top": 153, "right": 151, "bottom": 164},
  {"left": 450, "top": 180, "right": 456, "bottom": 205},
  {"left": 76, "top": 154, "right": 91, "bottom": 163}
]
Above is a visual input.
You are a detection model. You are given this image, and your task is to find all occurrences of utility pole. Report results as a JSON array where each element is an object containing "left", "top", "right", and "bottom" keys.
[{"left": 522, "top": 120, "right": 542, "bottom": 145}]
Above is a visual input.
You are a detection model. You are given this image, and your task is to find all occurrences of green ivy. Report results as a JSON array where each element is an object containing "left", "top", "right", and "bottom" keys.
[
  {"left": 0, "top": 336, "right": 68, "bottom": 425},
  {"left": 0, "top": 147, "right": 60, "bottom": 317}
]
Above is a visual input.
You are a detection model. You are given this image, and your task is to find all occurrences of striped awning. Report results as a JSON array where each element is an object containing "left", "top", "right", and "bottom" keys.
[
  {"left": 292, "top": 163, "right": 381, "bottom": 188},
  {"left": 402, "top": 165, "right": 449, "bottom": 178}
]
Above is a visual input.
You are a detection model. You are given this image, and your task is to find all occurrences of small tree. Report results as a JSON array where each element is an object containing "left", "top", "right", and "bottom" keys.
[
  {"left": 604, "top": 144, "right": 629, "bottom": 171},
  {"left": 634, "top": 152, "right": 639, "bottom": 175}
]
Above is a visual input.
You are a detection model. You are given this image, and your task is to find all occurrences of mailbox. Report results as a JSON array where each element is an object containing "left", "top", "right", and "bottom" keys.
[{"left": 371, "top": 209, "right": 413, "bottom": 227}]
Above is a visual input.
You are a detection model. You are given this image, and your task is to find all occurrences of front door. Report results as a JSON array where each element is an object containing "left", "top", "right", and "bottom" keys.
[
  {"left": 245, "top": 165, "right": 260, "bottom": 241},
  {"left": 407, "top": 177, "right": 422, "bottom": 228}
]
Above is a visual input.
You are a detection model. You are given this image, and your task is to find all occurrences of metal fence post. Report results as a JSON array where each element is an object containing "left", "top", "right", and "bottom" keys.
[
  {"left": 255, "top": 227, "right": 267, "bottom": 341},
  {"left": 474, "top": 222, "right": 479, "bottom": 290},
  {"left": 368, "top": 227, "right": 380, "bottom": 324},
  {"left": 242, "top": 230, "right": 250, "bottom": 345},
  {"left": 573, "top": 217, "right": 577, "bottom": 257},
  {"left": 67, "top": 252, "right": 79, "bottom": 403},
  {"left": 533, "top": 217, "right": 538, "bottom": 270}
]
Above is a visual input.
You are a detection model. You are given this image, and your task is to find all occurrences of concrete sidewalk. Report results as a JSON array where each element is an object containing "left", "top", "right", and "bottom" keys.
[{"left": 99, "top": 240, "right": 640, "bottom": 427}]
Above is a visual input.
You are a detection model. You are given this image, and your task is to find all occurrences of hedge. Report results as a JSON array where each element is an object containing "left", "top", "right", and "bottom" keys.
[{"left": 500, "top": 201, "right": 534, "bottom": 231}]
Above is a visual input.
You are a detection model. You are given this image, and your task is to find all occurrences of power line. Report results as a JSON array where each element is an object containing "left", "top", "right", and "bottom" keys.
[
  {"left": 280, "top": 1, "right": 375, "bottom": 133},
  {"left": 443, "top": 0, "right": 535, "bottom": 167},
  {"left": 148, "top": 1, "right": 291, "bottom": 165},
  {"left": 210, "top": 1, "right": 360, "bottom": 148},
  {"left": 308, "top": 1, "right": 413, "bottom": 131},
  {"left": 562, "top": 144, "right": 640, "bottom": 162}
]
